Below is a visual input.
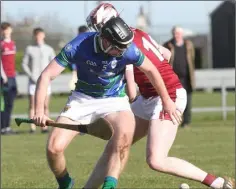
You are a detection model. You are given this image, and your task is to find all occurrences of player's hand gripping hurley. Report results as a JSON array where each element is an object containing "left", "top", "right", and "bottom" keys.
[
  {"left": 15, "top": 118, "right": 112, "bottom": 140},
  {"left": 15, "top": 118, "right": 89, "bottom": 133}
]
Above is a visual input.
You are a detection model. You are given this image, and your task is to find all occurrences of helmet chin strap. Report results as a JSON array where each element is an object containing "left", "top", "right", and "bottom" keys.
[
  {"left": 97, "top": 34, "right": 125, "bottom": 57},
  {"left": 98, "top": 34, "right": 112, "bottom": 53}
]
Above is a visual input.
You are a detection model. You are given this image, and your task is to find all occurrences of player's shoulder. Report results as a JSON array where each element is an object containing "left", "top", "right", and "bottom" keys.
[
  {"left": 132, "top": 28, "right": 150, "bottom": 45},
  {"left": 124, "top": 42, "right": 141, "bottom": 58},
  {"left": 64, "top": 32, "right": 96, "bottom": 51},
  {"left": 123, "top": 42, "right": 144, "bottom": 66},
  {"left": 78, "top": 31, "right": 96, "bottom": 37},
  {"left": 133, "top": 28, "right": 148, "bottom": 38},
  {"left": 74, "top": 32, "right": 96, "bottom": 44}
]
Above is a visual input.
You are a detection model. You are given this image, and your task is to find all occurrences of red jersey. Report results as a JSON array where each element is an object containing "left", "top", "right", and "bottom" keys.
[
  {"left": 132, "top": 28, "right": 182, "bottom": 99},
  {"left": 1, "top": 40, "right": 16, "bottom": 77}
]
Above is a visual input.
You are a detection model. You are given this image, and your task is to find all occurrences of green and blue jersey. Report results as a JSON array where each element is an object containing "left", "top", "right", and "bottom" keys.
[{"left": 55, "top": 32, "right": 144, "bottom": 98}]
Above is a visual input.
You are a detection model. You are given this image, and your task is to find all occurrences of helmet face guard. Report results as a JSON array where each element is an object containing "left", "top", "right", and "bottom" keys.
[
  {"left": 98, "top": 34, "right": 130, "bottom": 57},
  {"left": 98, "top": 17, "right": 134, "bottom": 57}
]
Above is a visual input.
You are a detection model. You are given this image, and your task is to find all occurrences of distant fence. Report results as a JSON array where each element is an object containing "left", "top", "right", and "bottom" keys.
[
  {"left": 194, "top": 68, "right": 235, "bottom": 120},
  {"left": 16, "top": 68, "right": 235, "bottom": 120}
]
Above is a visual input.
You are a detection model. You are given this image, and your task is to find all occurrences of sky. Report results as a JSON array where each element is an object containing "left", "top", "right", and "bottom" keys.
[{"left": 2, "top": 1, "right": 222, "bottom": 34}]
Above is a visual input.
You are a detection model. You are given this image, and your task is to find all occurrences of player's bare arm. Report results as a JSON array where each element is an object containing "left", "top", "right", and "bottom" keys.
[
  {"left": 138, "top": 55, "right": 182, "bottom": 125},
  {"left": 124, "top": 44, "right": 172, "bottom": 103},
  {"left": 125, "top": 65, "right": 137, "bottom": 103},
  {"left": 159, "top": 45, "right": 171, "bottom": 62},
  {"left": 34, "top": 60, "right": 65, "bottom": 126}
]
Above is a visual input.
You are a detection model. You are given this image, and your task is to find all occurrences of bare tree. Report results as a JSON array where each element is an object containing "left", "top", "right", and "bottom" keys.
[{"left": 5, "top": 12, "right": 74, "bottom": 51}]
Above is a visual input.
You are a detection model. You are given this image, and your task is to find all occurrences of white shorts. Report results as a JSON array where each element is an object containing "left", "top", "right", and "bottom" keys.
[
  {"left": 131, "top": 88, "right": 187, "bottom": 120},
  {"left": 28, "top": 84, "right": 51, "bottom": 96},
  {"left": 60, "top": 91, "right": 131, "bottom": 124}
]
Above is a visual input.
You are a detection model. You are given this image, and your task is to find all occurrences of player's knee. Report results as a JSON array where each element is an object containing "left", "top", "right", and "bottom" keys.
[
  {"left": 47, "top": 141, "right": 65, "bottom": 156},
  {"left": 146, "top": 155, "right": 167, "bottom": 172},
  {"left": 119, "top": 132, "right": 133, "bottom": 146},
  {"left": 109, "top": 132, "right": 132, "bottom": 153},
  {"left": 44, "top": 104, "right": 49, "bottom": 112},
  {"left": 117, "top": 133, "right": 131, "bottom": 160}
]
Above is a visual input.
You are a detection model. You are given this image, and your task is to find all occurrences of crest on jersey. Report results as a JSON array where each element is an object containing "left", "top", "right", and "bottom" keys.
[
  {"left": 65, "top": 43, "right": 73, "bottom": 52},
  {"left": 134, "top": 47, "right": 140, "bottom": 56},
  {"left": 110, "top": 60, "right": 117, "bottom": 69}
]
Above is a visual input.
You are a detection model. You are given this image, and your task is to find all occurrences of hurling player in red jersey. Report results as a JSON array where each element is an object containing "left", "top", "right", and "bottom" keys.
[
  {"left": 80, "top": 3, "right": 235, "bottom": 189},
  {"left": 1, "top": 22, "right": 17, "bottom": 135}
]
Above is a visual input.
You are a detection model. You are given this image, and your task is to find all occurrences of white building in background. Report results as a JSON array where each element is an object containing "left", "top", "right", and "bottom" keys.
[
  {"left": 182, "top": 28, "right": 196, "bottom": 37},
  {"left": 136, "top": 6, "right": 150, "bottom": 32}
]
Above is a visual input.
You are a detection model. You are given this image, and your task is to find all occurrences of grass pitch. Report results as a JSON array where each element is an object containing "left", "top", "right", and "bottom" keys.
[{"left": 1, "top": 92, "right": 235, "bottom": 188}]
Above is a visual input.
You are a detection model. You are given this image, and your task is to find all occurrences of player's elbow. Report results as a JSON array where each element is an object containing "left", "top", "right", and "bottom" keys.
[
  {"left": 41, "top": 64, "right": 59, "bottom": 81},
  {"left": 126, "top": 80, "right": 137, "bottom": 100},
  {"left": 144, "top": 66, "right": 157, "bottom": 80},
  {"left": 125, "top": 85, "right": 137, "bottom": 103},
  {"left": 140, "top": 56, "right": 156, "bottom": 73},
  {"left": 144, "top": 68, "right": 161, "bottom": 89},
  {"left": 160, "top": 46, "right": 171, "bottom": 61},
  {"left": 38, "top": 70, "right": 51, "bottom": 84}
]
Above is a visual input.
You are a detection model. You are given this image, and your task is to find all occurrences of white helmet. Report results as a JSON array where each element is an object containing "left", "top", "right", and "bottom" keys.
[{"left": 86, "top": 3, "right": 119, "bottom": 31}]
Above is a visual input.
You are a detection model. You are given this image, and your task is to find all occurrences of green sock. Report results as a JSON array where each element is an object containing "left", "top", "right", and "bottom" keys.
[
  {"left": 102, "top": 176, "right": 118, "bottom": 189},
  {"left": 56, "top": 172, "right": 74, "bottom": 189}
]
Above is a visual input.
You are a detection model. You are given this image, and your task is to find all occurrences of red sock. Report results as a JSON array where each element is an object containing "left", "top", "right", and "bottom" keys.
[{"left": 202, "top": 173, "right": 217, "bottom": 186}]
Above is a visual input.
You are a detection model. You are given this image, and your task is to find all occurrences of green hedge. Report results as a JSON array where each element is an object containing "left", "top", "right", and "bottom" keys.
[
  {"left": 15, "top": 51, "right": 72, "bottom": 74},
  {"left": 15, "top": 51, "right": 24, "bottom": 73}
]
